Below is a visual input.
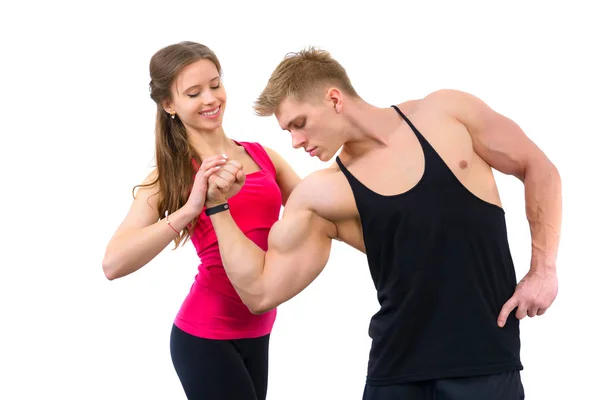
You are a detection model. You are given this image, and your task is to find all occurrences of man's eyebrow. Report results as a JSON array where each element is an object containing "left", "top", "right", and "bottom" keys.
[{"left": 283, "top": 116, "right": 304, "bottom": 130}]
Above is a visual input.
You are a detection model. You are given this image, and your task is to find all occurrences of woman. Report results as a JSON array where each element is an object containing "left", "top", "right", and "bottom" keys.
[{"left": 102, "top": 41, "right": 300, "bottom": 400}]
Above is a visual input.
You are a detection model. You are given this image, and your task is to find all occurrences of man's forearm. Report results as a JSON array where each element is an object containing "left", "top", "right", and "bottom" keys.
[
  {"left": 209, "top": 210, "right": 267, "bottom": 305},
  {"left": 524, "top": 160, "right": 562, "bottom": 273}
]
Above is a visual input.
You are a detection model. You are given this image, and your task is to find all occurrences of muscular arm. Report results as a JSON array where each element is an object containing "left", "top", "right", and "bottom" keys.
[
  {"left": 209, "top": 177, "right": 337, "bottom": 314},
  {"left": 434, "top": 89, "right": 562, "bottom": 273},
  {"left": 430, "top": 89, "right": 561, "bottom": 324}
]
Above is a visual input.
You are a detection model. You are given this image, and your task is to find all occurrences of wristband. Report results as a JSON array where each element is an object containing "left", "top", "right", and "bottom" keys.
[
  {"left": 165, "top": 212, "right": 179, "bottom": 235},
  {"left": 205, "top": 203, "right": 229, "bottom": 216}
]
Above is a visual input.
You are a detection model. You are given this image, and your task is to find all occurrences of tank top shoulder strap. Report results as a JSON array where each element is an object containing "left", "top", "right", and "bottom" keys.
[
  {"left": 390, "top": 105, "right": 430, "bottom": 148},
  {"left": 336, "top": 156, "right": 355, "bottom": 182},
  {"left": 335, "top": 155, "right": 372, "bottom": 197},
  {"left": 391, "top": 105, "right": 448, "bottom": 169},
  {"left": 191, "top": 157, "right": 200, "bottom": 171},
  {"left": 336, "top": 105, "right": 431, "bottom": 191},
  {"left": 235, "top": 140, "right": 277, "bottom": 177},
  {"left": 391, "top": 104, "right": 469, "bottom": 189}
]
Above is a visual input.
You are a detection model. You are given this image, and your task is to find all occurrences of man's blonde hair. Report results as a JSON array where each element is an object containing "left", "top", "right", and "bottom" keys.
[{"left": 254, "top": 47, "right": 359, "bottom": 116}]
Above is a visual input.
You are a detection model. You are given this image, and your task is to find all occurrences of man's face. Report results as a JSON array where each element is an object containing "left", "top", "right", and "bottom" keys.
[{"left": 275, "top": 95, "right": 344, "bottom": 162}]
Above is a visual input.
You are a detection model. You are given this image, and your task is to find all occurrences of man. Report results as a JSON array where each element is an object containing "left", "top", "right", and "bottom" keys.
[{"left": 200, "top": 48, "right": 561, "bottom": 399}]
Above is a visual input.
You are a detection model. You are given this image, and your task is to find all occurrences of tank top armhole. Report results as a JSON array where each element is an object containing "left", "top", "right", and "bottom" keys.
[{"left": 235, "top": 141, "right": 277, "bottom": 177}]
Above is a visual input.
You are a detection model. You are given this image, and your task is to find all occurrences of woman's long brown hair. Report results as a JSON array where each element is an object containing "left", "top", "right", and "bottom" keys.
[{"left": 134, "top": 41, "right": 222, "bottom": 248}]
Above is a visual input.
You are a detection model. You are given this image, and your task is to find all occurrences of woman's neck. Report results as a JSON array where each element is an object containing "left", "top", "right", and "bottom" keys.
[{"left": 187, "top": 127, "right": 237, "bottom": 157}]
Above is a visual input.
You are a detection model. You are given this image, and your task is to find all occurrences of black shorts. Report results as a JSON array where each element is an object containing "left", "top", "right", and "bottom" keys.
[{"left": 363, "top": 371, "right": 524, "bottom": 400}]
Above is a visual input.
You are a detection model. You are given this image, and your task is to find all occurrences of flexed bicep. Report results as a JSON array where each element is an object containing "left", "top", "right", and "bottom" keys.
[{"left": 251, "top": 208, "right": 337, "bottom": 313}]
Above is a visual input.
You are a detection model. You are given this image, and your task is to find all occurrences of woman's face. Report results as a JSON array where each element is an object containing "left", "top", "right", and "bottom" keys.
[{"left": 167, "top": 58, "right": 227, "bottom": 134}]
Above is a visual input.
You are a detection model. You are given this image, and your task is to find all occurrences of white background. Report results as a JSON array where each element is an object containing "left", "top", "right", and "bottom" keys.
[{"left": 1, "top": 1, "right": 598, "bottom": 399}]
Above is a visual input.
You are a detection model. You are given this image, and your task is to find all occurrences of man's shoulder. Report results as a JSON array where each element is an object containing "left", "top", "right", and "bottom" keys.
[
  {"left": 294, "top": 165, "right": 345, "bottom": 196},
  {"left": 285, "top": 165, "right": 354, "bottom": 218},
  {"left": 393, "top": 89, "right": 485, "bottom": 122},
  {"left": 423, "top": 89, "right": 484, "bottom": 111},
  {"left": 394, "top": 88, "right": 473, "bottom": 106},
  {"left": 391, "top": 91, "right": 450, "bottom": 117}
]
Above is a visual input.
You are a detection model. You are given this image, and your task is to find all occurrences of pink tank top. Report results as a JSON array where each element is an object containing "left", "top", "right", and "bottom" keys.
[{"left": 174, "top": 141, "right": 281, "bottom": 339}]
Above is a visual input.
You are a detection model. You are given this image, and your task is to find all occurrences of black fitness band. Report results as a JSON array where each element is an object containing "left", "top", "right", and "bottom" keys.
[{"left": 205, "top": 203, "right": 230, "bottom": 216}]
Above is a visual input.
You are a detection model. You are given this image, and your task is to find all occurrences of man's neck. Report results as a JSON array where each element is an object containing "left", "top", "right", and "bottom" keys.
[{"left": 341, "top": 100, "right": 400, "bottom": 159}]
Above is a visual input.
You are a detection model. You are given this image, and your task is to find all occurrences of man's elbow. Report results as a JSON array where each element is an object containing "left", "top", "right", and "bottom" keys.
[
  {"left": 102, "top": 253, "right": 125, "bottom": 281},
  {"left": 246, "top": 297, "right": 277, "bottom": 315},
  {"left": 102, "top": 258, "right": 119, "bottom": 281},
  {"left": 524, "top": 155, "right": 561, "bottom": 183},
  {"left": 249, "top": 306, "right": 273, "bottom": 315}
]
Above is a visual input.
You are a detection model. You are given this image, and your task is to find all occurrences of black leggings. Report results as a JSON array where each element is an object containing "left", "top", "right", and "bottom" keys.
[{"left": 170, "top": 324, "right": 270, "bottom": 400}]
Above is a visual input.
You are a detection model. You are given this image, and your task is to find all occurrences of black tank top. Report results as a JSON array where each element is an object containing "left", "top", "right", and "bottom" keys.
[{"left": 336, "top": 106, "right": 522, "bottom": 386}]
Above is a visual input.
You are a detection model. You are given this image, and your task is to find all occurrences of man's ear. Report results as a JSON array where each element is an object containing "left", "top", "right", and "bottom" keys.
[{"left": 326, "top": 88, "right": 343, "bottom": 113}]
